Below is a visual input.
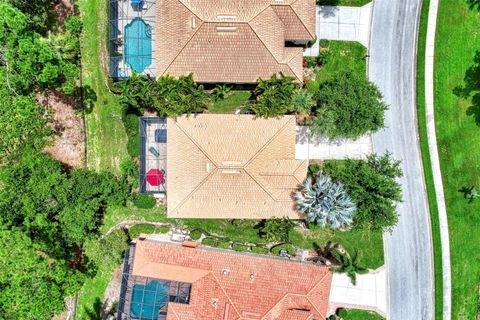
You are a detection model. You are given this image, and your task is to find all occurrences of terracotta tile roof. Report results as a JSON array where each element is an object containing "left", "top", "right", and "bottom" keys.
[
  {"left": 166, "top": 114, "right": 308, "bottom": 219},
  {"left": 132, "top": 240, "right": 332, "bottom": 320},
  {"left": 156, "top": 0, "right": 315, "bottom": 83}
]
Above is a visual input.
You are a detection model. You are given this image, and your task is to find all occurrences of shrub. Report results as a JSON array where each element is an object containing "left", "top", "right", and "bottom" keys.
[
  {"left": 317, "top": 48, "right": 331, "bottom": 66},
  {"left": 158, "top": 226, "right": 170, "bottom": 234},
  {"left": 132, "top": 193, "right": 156, "bottom": 209},
  {"left": 319, "top": 39, "right": 330, "bottom": 48},
  {"left": 308, "top": 163, "right": 321, "bottom": 177},
  {"left": 305, "top": 57, "right": 317, "bottom": 69},
  {"left": 128, "top": 224, "right": 155, "bottom": 239},
  {"left": 202, "top": 237, "right": 216, "bottom": 246},
  {"left": 259, "top": 217, "right": 294, "bottom": 242},
  {"left": 98, "top": 230, "right": 130, "bottom": 264},
  {"left": 294, "top": 175, "right": 356, "bottom": 229},
  {"left": 251, "top": 73, "right": 301, "bottom": 117},
  {"left": 251, "top": 246, "right": 269, "bottom": 254},
  {"left": 232, "top": 243, "right": 250, "bottom": 252},
  {"left": 311, "top": 71, "right": 388, "bottom": 139},
  {"left": 189, "top": 229, "right": 203, "bottom": 241},
  {"left": 292, "top": 91, "right": 314, "bottom": 114},
  {"left": 323, "top": 154, "right": 402, "bottom": 232},
  {"left": 217, "top": 240, "right": 231, "bottom": 249},
  {"left": 271, "top": 243, "right": 296, "bottom": 256},
  {"left": 122, "top": 113, "right": 140, "bottom": 157}
]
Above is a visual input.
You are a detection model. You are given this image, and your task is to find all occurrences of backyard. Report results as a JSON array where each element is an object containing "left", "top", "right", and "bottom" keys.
[
  {"left": 434, "top": 0, "right": 480, "bottom": 318},
  {"left": 79, "top": 0, "right": 129, "bottom": 173},
  {"left": 75, "top": 203, "right": 384, "bottom": 318}
]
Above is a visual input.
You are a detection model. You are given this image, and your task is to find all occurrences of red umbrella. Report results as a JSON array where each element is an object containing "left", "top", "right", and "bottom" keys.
[{"left": 146, "top": 169, "right": 164, "bottom": 186}]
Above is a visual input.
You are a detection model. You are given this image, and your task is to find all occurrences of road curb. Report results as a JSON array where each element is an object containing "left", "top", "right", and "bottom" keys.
[{"left": 423, "top": 0, "right": 452, "bottom": 319}]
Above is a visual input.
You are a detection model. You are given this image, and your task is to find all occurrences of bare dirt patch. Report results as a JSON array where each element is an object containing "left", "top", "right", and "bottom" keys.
[
  {"left": 39, "top": 91, "right": 86, "bottom": 168},
  {"left": 54, "top": 0, "right": 74, "bottom": 25}
]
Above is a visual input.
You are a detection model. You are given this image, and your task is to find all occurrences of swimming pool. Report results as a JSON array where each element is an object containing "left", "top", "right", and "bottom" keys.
[
  {"left": 124, "top": 18, "right": 152, "bottom": 73},
  {"left": 130, "top": 280, "right": 169, "bottom": 319}
]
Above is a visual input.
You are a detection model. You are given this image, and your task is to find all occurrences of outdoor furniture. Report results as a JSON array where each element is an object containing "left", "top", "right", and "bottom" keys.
[
  {"left": 154, "top": 129, "right": 167, "bottom": 143},
  {"left": 131, "top": 0, "right": 142, "bottom": 6},
  {"left": 149, "top": 146, "right": 160, "bottom": 157}
]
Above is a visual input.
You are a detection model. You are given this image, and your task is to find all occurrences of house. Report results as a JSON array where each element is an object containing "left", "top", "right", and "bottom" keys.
[
  {"left": 166, "top": 114, "right": 307, "bottom": 219},
  {"left": 117, "top": 240, "right": 333, "bottom": 320},
  {"left": 156, "top": 0, "right": 316, "bottom": 83}
]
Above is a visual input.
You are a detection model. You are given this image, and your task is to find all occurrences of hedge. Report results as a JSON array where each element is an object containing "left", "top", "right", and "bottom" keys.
[
  {"left": 251, "top": 246, "right": 269, "bottom": 254},
  {"left": 128, "top": 224, "right": 156, "bottom": 239},
  {"left": 232, "top": 243, "right": 250, "bottom": 252},
  {"left": 189, "top": 230, "right": 203, "bottom": 240},
  {"left": 132, "top": 193, "right": 156, "bottom": 209}
]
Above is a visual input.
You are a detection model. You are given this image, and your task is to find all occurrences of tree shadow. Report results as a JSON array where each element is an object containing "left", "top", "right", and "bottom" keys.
[
  {"left": 467, "top": 0, "right": 480, "bottom": 11},
  {"left": 318, "top": 4, "right": 340, "bottom": 18},
  {"left": 84, "top": 297, "right": 102, "bottom": 320},
  {"left": 81, "top": 85, "right": 98, "bottom": 114},
  {"left": 453, "top": 51, "right": 480, "bottom": 125},
  {"left": 458, "top": 185, "right": 478, "bottom": 203}
]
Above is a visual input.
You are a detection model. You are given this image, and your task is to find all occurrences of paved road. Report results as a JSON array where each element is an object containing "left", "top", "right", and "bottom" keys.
[{"left": 369, "top": 1, "right": 435, "bottom": 319}]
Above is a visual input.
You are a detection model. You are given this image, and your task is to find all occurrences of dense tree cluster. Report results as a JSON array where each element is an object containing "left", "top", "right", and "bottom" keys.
[
  {"left": 323, "top": 153, "right": 403, "bottom": 231},
  {"left": 115, "top": 73, "right": 209, "bottom": 116},
  {"left": 251, "top": 73, "right": 301, "bottom": 117},
  {"left": 310, "top": 71, "right": 388, "bottom": 139}
]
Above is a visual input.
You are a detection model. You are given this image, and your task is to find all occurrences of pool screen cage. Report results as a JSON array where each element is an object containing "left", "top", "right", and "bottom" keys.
[
  {"left": 109, "top": 0, "right": 156, "bottom": 80},
  {"left": 117, "top": 245, "right": 192, "bottom": 320},
  {"left": 139, "top": 117, "right": 167, "bottom": 194}
]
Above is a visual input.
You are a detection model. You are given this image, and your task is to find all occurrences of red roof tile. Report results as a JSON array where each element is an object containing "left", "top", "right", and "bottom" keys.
[{"left": 132, "top": 240, "right": 332, "bottom": 320}]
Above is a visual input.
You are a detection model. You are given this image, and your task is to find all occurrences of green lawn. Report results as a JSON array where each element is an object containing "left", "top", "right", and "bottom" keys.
[
  {"left": 317, "top": 0, "right": 371, "bottom": 6},
  {"left": 415, "top": 0, "right": 443, "bottom": 318},
  {"left": 207, "top": 91, "right": 252, "bottom": 113},
  {"left": 434, "top": 1, "right": 480, "bottom": 318},
  {"left": 337, "top": 308, "right": 384, "bottom": 320},
  {"left": 79, "top": 0, "right": 129, "bottom": 173},
  {"left": 307, "top": 40, "right": 367, "bottom": 94},
  {"left": 317, "top": 40, "right": 367, "bottom": 82}
]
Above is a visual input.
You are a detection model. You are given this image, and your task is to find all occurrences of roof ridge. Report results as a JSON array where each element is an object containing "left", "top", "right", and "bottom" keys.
[
  {"left": 209, "top": 272, "right": 242, "bottom": 320},
  {"left": 163, "top": 3, "right": 205, "bottom": 74},
  {"left": 279, "top": 0, "right": 316, "bottom": 39},
  {"left": 261, "top": 292, "right": 291, "bottom": 320},
  {"left": 247, "top": 8, "right": 286, "bottom": 65},
  {"left": 305, "top": 296, "right": 326, "bottom": 319},
  {"left": 168, "top": 121, "right": 218, "bottom": 214}
]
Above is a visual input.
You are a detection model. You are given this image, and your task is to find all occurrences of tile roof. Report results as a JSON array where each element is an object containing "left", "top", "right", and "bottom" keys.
[
  {"left": 132, "top": 240, "right": 333, "bottom": 320},
  {"left": 156, "top": 0, "right": 315, "bottom": 83},
  {"left": 166, "top": 114, "right": 308, "bottom": 219}
]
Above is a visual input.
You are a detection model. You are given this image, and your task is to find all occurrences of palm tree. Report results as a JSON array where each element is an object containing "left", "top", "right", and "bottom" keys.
[
  {"left": 330, "top": 249, "right": 368, "bottom": 285},
  {"left": 294, "top": 175, "right": 356, "bottom": 229},
  {"left": 212, "top": 84, "right": 231, "bottom": 100}
]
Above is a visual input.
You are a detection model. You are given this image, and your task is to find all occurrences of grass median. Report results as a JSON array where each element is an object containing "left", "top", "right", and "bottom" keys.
[{"left": 434, "top": 0, "right": 480, "bottom": 318}]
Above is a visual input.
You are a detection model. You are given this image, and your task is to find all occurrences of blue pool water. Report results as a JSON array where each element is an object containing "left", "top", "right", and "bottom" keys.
[
  {"left": 130, "top": 280, "right": 169, "bottom": 319},
  {"left": 124, "top": 18, "right": 152, "bottom": 73}
]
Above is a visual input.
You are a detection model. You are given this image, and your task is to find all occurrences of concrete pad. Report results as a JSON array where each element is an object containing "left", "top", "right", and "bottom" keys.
[
  {"left": 305, "top": 3, "right": 372, "bottom": 56},
  {"left": 295, "top": 126, "right": 373, "bottom": 160},
  {"left": 328, "top": 266, "right": 387, "bottom": 317}
]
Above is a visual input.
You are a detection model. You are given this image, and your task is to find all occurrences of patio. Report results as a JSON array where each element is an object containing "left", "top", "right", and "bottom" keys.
[{"left": 140, "top": 117, "right": 167, "bottom": 195}]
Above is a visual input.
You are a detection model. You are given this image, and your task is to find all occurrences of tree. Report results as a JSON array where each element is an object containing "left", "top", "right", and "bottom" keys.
[
  {"left": 0, "top": 85, "right": 51, "bottom": 165},
  {"left": 330, "top": 249, "right": 367, "bottom": 285},
  {"left": 115, "top": 73, "right": 209, "bottom": 116},
  {"left": 310, "top": 71, "right": 388, "bottom": 139},
  {"left": 0, "top": 3, "right": 80, "bottom": 94},
  {"left": 6, "top": 0, "right": 56, "bottom": 34},
  {"left": 252, "top": 73, "right": 301, "bottom": 117},
  {"left": 323, "top": 153, "right": 402, "bottom": 231},
  {"left": 259, "top": 217, "right": 295, "bottom": 242},
  {"left": 0, "top": 229, "right": 84, "bottom": 319},
  {"left": 294, "top": 175, "right": 356, "bottom": 229}
]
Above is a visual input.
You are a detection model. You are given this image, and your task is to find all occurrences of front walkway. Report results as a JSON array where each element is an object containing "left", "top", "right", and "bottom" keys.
[
  {"left": 304, "top": 3, "right": 373, "bottom": 57},
  {"left": 295, "top": 126, "right": 372, "bottom": 160},
  {"left": 328, "top": 266, "right": 387, "bottom": 317}
]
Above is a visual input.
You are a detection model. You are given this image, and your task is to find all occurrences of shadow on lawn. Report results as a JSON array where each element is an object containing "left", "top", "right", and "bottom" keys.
[
  {"left": 453, "top": 51, "right": 480, "bottom": 125},
  {"left": 467, "top": 0, "right": 480, "bottom": 11}
]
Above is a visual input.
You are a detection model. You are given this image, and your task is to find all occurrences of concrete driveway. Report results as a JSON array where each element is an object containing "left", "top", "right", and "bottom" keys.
[
  {"left": 295, "top": 126, "right": 372, "bottom": 160},
  {"left": 369, "top": 0, "right": 434, "bottom": 319},
  {"left": 304, "top": 3, "right": 372, "bottom": 57},
  {"left": 328, "top": 267, "right": 387, "bottom": 317}
]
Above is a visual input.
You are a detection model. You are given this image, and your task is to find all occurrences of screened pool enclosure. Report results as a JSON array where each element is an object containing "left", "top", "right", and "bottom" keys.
[{"left": 109, "top": 0, "right": 156, "bottom": 80}]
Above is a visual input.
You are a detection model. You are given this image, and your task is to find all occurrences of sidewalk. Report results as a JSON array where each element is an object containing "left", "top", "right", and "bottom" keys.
[{"left": 424, "top": 0, "right": 452, "bottom": 318}]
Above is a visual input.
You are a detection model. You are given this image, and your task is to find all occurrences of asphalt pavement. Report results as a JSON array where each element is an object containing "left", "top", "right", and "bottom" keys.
[{"left": 368, "top": 0, "right": 435, "bottom": 319}]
